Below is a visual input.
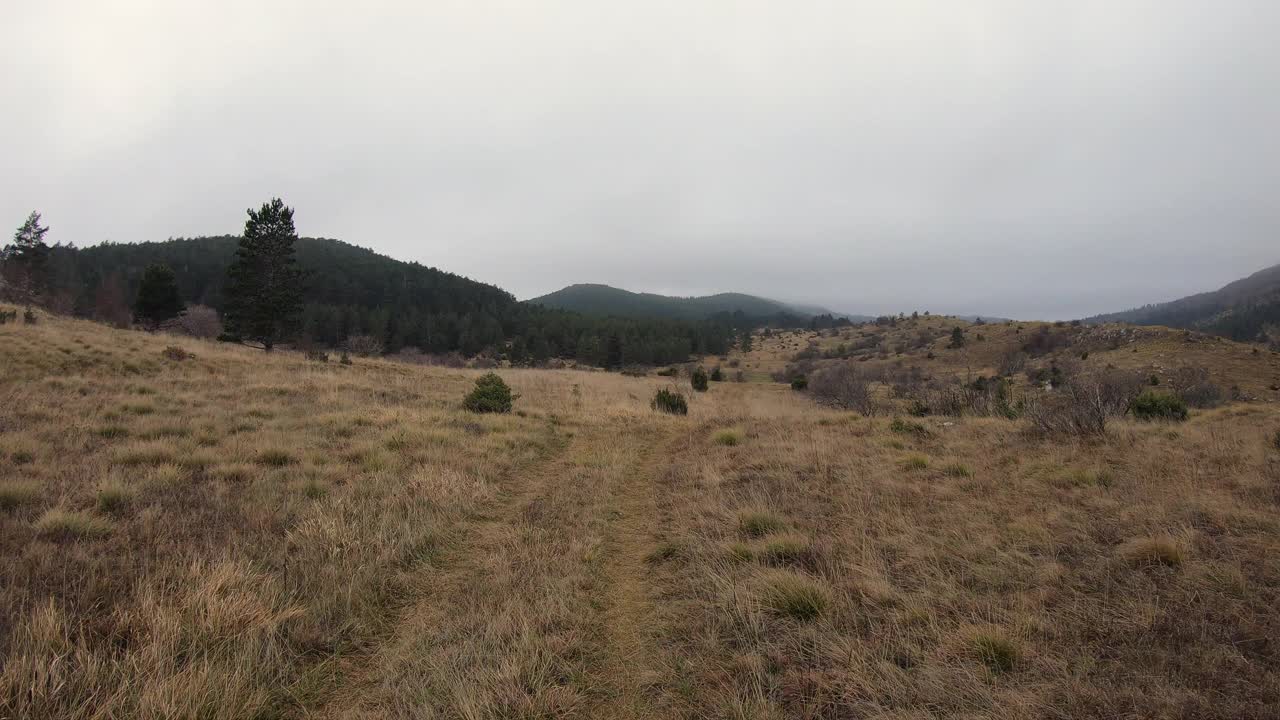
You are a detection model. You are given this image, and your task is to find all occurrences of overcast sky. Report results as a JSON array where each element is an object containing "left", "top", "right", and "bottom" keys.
[{"left": 3, "top": 1, "right": 1277, "bottom": 319}]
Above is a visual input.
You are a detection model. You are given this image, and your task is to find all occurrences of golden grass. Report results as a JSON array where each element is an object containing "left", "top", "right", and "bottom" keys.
[{"left": 2, "top": 308, "right": 1279, "bottom": 718}]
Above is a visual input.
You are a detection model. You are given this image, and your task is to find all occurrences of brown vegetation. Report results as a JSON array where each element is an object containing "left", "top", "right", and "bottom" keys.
[{"left": 2, "top": 308, "right": 1278, "bottom": 718}]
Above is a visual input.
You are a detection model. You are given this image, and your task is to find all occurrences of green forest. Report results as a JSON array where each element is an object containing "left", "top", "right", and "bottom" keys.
[{"left": 13, "top": 233, "right": 753, "bottom": 366}]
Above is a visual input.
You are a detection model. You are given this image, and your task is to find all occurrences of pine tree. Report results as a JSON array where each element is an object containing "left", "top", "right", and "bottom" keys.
[
  {"left": 133, "top": 264, "right": 185, "bottom": 330},
  {"left": 948, "top": 326, "right": 966, "bottom": 349},
  {"left": 2, "top": 211, "right": 50, "bottom": 308},
  {"left": 223, "top": 199, "right": 304, "bottom": 350}
]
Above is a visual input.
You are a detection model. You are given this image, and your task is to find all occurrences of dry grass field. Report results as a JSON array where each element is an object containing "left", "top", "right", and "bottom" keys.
[{"left": 3, "top": 309, "right": 1279, "bottom": 719}]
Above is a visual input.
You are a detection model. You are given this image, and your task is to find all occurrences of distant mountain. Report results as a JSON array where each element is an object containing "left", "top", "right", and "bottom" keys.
[
  {"left": 528, "top": 283, "right": 854, "bottom": 322},
  {"left": 1084, "top": 262, "right": 1280, "bottom": 343}
]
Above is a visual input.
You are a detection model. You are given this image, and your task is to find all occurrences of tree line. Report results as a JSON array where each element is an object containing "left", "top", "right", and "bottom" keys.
[{"left": 2, "top": 201, "right": 754, "bottom": 365}]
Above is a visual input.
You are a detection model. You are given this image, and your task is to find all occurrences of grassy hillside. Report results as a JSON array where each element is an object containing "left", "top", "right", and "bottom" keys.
[
  {"left": 1084, "top": 262, "right": 1280, "bottom": 344},
  {"left": 529, "top": 283, "right": 829, "bottom": 322},
  {"left": 718, "top": 315, "right": 1280, "bottom": 401},
  {"left": 2, "top": 309, "right": 1279, "bottom": 718}
]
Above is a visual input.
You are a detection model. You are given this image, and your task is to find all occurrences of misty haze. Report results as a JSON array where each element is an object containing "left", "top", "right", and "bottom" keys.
[{"left": 3, "top": 3, "right": 1279, "bottom": 719}]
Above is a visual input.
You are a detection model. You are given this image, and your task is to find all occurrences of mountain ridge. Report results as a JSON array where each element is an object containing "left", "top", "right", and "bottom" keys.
[
  {"left": 528, "top": 283, "right": 867, "bottom": 322},
  {"left": 1084, "top": 261, "right": 1280, "bottom": 344}
]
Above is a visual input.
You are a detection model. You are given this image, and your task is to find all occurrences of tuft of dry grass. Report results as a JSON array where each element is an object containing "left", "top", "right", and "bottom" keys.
[
  {"left": 33, "top": 509, "right": 113, "bottom": 540},
  {"left": 0, "top": 481, "right": 41, "bottom": 512},
  {"left": 1119, "top": 535, "right": 1186, "bottom": 567},
  {"left": 738, "top": 510, "right": 785, "bottom": 538},
  {"left": 759, "top": 571, "right": 829, "bottom": 621},
  {"left": 712, "top": 427, "right": 744, "bottom": 446},
  {"left": 969, "top": 628, "right": 1022, "bottom": 674}
]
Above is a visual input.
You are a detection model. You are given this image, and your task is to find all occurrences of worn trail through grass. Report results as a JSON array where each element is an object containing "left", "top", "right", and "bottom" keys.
[{"left": 314, "top": 416, "right": 681, "bottom": 719}]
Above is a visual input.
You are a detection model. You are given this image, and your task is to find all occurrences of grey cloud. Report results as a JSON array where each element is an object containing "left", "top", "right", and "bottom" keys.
[{"left": 3, "top": 1, "right": 1277, "bottom": 319}]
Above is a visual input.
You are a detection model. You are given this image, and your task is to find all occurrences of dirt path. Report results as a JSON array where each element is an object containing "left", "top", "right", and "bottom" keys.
[
  {"left": 309, "top": 417, "right": 680, "bottom": 719},
  {"left": 579, "top": 423, "right": 678, "bottom": 719}
]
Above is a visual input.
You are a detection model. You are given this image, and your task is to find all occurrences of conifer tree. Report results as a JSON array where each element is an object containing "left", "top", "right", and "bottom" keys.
[
  {"left": 2, "top": 211, "right": 50, "bottom": 308},
  {"left": 223, "top": 199, "right": 304, "bottom": 350},
  {"left": 133, "top": 263, "right": 185, "bottom": 330}
]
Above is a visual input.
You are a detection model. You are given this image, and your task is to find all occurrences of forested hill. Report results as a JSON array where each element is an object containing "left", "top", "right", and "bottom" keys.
[
  {"left": 524, "top": 281, "right": 865, "bottom": 324},
  {"left": 44, "top": 236, "right": 737, "bottom": 364},
  {"left": 1083, "top": 262, "right": 1280, "bottom": 345},
  {"left": 529, "top": 283, "right": 822, "bottom": 323}
]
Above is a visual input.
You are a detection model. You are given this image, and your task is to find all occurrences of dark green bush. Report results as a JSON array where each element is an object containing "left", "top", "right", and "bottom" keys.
[
  {"left": 463, "top": 373, "right": 515, "bottom": 413},
  {"left": 656, "top": 367, "right": 678, "bottom": 377},
  {"left": 710, "top": 366, "right": 723, "bottom": 382},
  {"left": 651, "top": 388, "right": 688, "bottom": 415},
  {"left": 790, "top": 375, "right": 808, "bottom": 391},
  {"left": 1129, "top": 391, "right": 1187, "bottom": 421},
  {"left": 691, "top": 367, "right": 709, "bottom": 392}
]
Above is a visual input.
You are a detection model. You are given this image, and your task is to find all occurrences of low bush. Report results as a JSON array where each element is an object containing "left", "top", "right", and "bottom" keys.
[
  {"left": 809, "top": 363, "right": 876, "bottom": 414},
  {"left": 655, "top": 367, "right": 678, "bottom": 377},
  {"left": 463, "top": 373, "right": 515, "bottom": 413},
  {"left": 1129, "top": 391, "right": 1188, "bottom": 422},
  {"left": 346, "top": 334, "right": 384, "bottom": 357},
  {"left": 1169, "top": 366, "right": 1223, "bottom": 408},
  {"left": 161, "top": 346, "right": 192, "bottom": 361},
  {"left": 709, "top": 366, "right": 723, "bottom": 382},
  {"left": 790, "top": 375, "right": 808, "bottom": 391},
  {"left": 691, "top": 367, "right": 709, "bottom": 392},
  {"left": 651, "top": 388, "right": 688, "bottom": 415}
]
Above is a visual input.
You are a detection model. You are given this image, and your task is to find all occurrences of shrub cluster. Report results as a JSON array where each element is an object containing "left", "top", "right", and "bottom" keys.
[
  {"left": 1129, "top": 391, "right": 1188, "bottom": 421},
  {"left": 691, "top": 366, "right": 709, "bottom": 392},
  {"left": 651, "top": 388, "right": 688, "bottom": 415},
  {"left": 808, "top": 363, "right": 876, "bottom": 414},
  {"left": 463, "top": 373, "right": 515, "bottom": 413}
]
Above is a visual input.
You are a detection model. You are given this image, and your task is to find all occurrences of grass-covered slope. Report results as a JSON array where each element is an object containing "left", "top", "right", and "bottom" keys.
[
  {"left": 1085, "top": 262, "right": 1280, "bottom": 343},
  {"left": 2, "top": 308, "right": 1279, "bottom": 718}
]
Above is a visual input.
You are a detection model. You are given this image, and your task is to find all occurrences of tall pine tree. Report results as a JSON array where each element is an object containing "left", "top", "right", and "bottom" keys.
[
  {"left": 133, "top": 263, "right": 185, "bottom": 330},
  {"left": 223, "top": 199, "right": 304, "bottom": 350},
  {"left": 1, "top": 211, "right": 50, "bottom": 308}
]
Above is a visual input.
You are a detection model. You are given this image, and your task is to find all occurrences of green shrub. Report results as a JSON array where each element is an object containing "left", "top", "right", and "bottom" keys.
[
  {"left": 691, "top": 367, "right": 709, "bottom": 392},
  {"left": 651, "top": 388, "right": 688, "bottom": 415},
  {"left": 463, "top": 373, "right": 515, "bottom": 413},
  {"left": 1129, "top": 391, "right": 1188, "bottom": 421},
  {"left": 710, "top": 366, "right": 723, "bottom": 382},
  {"left": 655, "top": 367, "right": 678, "bottom": 377},
  {"left": 790, "top": 375, "right": 808, "bottom": 391}
]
